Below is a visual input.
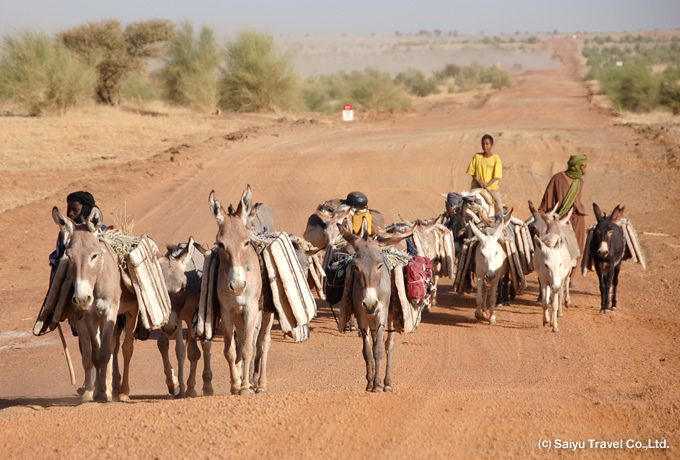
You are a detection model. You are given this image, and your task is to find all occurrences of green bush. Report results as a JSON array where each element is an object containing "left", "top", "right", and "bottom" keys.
[
  {"left": 162, "top": 22, "right": 221, "bottom": 112},
  {"left": 348, "top": 68, "right": 411, "bottom": 111},
  {"left": 0, "top": 30, "right": 96, "bottom": 114},
  {"left": 220, "top": 29, "right": 300, "bottom": 112},
  {"left": 300, "top": 77, "right": 332, "bottom": 113},
  {"left": 59, "top": 19, "right": 175, "bottom": 105},
  {"left": 600, "top": 60, "right": 658, "bottom": 112},
  {"left": 395, "top": 68, "right": 439, "bottom": 97}
]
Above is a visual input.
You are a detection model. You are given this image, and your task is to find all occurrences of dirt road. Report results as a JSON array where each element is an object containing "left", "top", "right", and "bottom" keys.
[{"left": 1, "top": 36, "right": 679, "bottom": 459}]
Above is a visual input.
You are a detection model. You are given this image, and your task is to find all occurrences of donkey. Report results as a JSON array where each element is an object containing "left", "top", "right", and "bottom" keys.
[
  {"left": 209, "top": 186, "right": 274, "bottom": 395},
  {"left": 528, "top": 201, "right": 579, "bottom": 307},
  {"left": 157, "top": 237, "right": 214, "bottom": 398},
  {"left": 338, "top": 222, "right": 412, "bottom": 392},
  {"left": 590, "top": 203, "right": 626, "bottom": 314},
  {"left": 52, "top": 206, "right": 139, "bottom": 402},
  {"left": 469, "top": 214, "right": 512, "bottom": 325},
  {"left": 533, "top": 232, "right": 571, "bottom": 332}
]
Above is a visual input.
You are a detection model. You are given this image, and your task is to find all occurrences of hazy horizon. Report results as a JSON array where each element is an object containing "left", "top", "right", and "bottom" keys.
[{"left": 1, "top": 1, "right": 678, "bottom": 39}]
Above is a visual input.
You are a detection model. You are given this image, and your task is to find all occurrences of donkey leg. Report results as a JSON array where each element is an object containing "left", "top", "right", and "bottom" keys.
[
  {"left": 157, "top": 333, "right": 179, "bottom": 396},
  {"left": 76, "top": 319, "right": 95, "bottom": 402},
  {"left": 238, "top": 309, "right": 257, "bottom": 395},
  {"left": 542, "top": 286, "right": 551, "bottom": 327},
  {"left": 611, "top": 264, "right": 622, "bottom": 311},
  {"left": 97, "top": 316, "right": 117, "bottom": 402},
  {"left": 174, "top": 323, "right": 187, "bottom": 397},
  {"left": 255, "top": 311, "right": 274, "bottom": 394},
  {"left": 383, "top": 329, "right": 396, "bottom": 393},
  {"left": 221, "top": 314, "right": 241, "bottom": 395},
  {"left": 186, "top": 335, "right": 200, "bottom": 397},
  {"left": 360, "top": 329, "right": 376, "bottom": 392},
  {"left": 488, "top": 282, "right": 498, "bottom": 326},
  {"left": 118, "top": 312, "right": 136, "bottom": 402},
  {"left": 552, "top": 289, "right": 560, "bottom": 333},
  {"left": 371, "top": 326, "right": 385, "bottom": 392},
  {"left": 475, "top": 279, "right": 485, "bottom": 320},
  {"left": 597, "top": 269, "right": 609, "bottom": 314},
  {"left": 200, "top": 339, "right": 214, "bottom": 396}
]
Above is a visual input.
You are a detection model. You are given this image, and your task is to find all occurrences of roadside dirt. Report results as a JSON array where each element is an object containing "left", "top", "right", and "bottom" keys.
[{"left": 1, "top": 36, "right": 679, "bottom": 459}]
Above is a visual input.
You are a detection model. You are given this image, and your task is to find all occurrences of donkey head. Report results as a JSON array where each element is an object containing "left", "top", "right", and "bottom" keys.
[
  {"left": 209, "top": 186, "right": 257, "bottom": 296},
  {"left": 469, "top": 215, "right": 510, "bottom": 281},
  {"left": 592, "top": 203, "right": 625, "bottom": 259},
  {"left": 339, "top": 221, "right": 411, "bottom": 315},
  {"left": 159, "top": 236, "right": 196, "bottom": 312},
  {"left": 52, "top": 205, "right": 108, "bottom": 311},
  {"left": 534, "top": 233, "right": 568, "bottom": 291}
]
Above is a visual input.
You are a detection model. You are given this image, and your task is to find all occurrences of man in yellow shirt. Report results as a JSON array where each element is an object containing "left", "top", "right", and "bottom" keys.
[{"left": 466, "top": 134, "right": 503, "bottom": 215}]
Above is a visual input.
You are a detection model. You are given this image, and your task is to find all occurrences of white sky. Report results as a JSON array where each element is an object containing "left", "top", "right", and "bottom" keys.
[{"left": 0, "top": 0, "right": 678, "bottom": 38}]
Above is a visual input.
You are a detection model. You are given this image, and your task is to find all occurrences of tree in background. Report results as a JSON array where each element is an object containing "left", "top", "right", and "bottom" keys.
[
  {"left": 220, "top": 29, "right": 299, "bottom": 112},
  {"left": 0, "top": 30, "right": 96, "bottom": 115},
  {"left": 59, "top": 19, "right": 175, "bottom": 105},
  {"left": 161, "top": 22, "right": 221, "bottom": 112}
]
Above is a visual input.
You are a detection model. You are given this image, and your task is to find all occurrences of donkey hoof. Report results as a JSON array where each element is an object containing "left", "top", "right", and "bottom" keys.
[
  {"left": 239, "top": 388, "right": 255, "bottom": 396},
  {"left": 552, "top": 328, "right": 560, "bottom": 333},
  {"left": 372, "top": 387, "right": 384, "bottom": 393},
  {"left": 173, "top": 391, "right": 186, "bottom": 399},
  {"left": 488, "top": 319, "right": 496, "bottom": 326},
  {"left": 558, "top": 313, "right": 564, "bottom": 318},
  {"left": 474, "top": 311, "right": 483, "bottom": 320},
  {"left": 202, "top": 385, "right": 214, "bottom": 397},
  {"left": 186, "top": 388, "right": 198, "bottom": 398},
  {"left": 543, "top": 322, "right": 549, "bottom": 327},
  {"left": 80, "top": 391, "right": 94, "bottom": 403},
  {"left": 611, "top": 306, "right": 617, "bottom": 311},
  {"left": 76, "top": 386, "right": 86, "bottom": 396},
  {"left": 117, "top": 393, "right": 130, "bottom": 403},
  {"left": 384, "top": 386, "right": 393, "bottom": 393},
  {"left": 600, "top": 309, "right": 609, "bottom": 315},
  {"left": 256, "top": 388, "right": 267, "bottom": 394}
]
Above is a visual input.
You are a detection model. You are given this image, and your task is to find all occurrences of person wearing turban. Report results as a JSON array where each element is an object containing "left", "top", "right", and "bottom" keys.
[
  {"left": 539, "top": 154, "right": 588, "bottom": 263},
  {"left": 48, "top": 191, "right": 97, "bottom": 271}
]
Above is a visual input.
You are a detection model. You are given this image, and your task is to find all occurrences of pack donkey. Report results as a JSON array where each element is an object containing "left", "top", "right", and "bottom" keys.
[
  {"left": 533, "top": 231, "right": 571, "bottom": 333},
  {"left": 52, "top": 206, "right": 139, "bottom": 402},
  {"left": 338, "top": 222, "right": 412, "bottom": 392},
  {"left": 157, "top": 237, "right": 214, "bottom": 397},
  {"left": 469, "top": 212, "right": 512, "bottom": 325},
  {"left": 209, "top": 186, "right": 274, "bottom": 394},
  {"left": 590, "top": 203, "right": 626, "bottom": 314}
]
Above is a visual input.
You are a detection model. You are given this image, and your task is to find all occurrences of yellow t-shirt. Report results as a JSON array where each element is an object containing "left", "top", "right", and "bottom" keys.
[{"left": 466, "top": 153, "right": 502, "bottom": 190}]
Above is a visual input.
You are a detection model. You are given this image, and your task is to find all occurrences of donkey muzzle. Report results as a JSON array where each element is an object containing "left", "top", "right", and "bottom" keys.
[
  {"left": 229, "top": 280, "right": 246, "bottom": 295},
  {"left": 597, "top": 242, "right": 609, "bottom": 258}
]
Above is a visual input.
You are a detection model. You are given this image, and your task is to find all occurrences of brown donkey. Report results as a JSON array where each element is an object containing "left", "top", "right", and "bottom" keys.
[
  {"left": 338, "top": 222, "right": 412, "bottom": 392},
  {"left": 52, "top": 206, "right": 139, "bottom": 402},
  {"left": 209, "top": 186, "right": 274, "bottom": 395}
]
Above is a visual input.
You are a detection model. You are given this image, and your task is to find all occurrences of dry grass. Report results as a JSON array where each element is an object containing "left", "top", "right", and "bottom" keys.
[{"left": 0, "top": 103, "right": 267, "bottom": 213}]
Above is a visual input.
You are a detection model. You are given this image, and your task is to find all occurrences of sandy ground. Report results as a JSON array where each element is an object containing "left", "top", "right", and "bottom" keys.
[{"left": 1, "top": 36, "right": 679, "bottom": 459}]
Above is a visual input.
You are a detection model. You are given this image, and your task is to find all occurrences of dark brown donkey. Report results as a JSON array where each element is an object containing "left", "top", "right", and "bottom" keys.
[
  {"left": 590, "top": 203, "right": 626, "bottom": 314},
  {"left": 209, "top": 186, "right": 274, "bottom": 395},
  {"left": 52, "top": 206, "right": 139, "bottom": 402},
  {"left": 338, "top": 222, "right": 412, "bottom": 392}
]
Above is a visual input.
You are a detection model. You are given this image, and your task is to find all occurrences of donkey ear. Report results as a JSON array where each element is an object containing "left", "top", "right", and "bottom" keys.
[
  {"left": 610, "top": 205, "right": 625, "bottom": 223},
  {"left": 338, "top": 222, "right": 359, "bottom": 249},
  {"left": 533, "top": 234, "right": 546, "bottom": 251},
  {"left": 469, "top": 221, "right": 485, "bottom": 241},
  {"left": 86, "top": 206, "right": 104, "bottom": 234},
  {"left": 593, "top": 203, "right": 604, "bottom": 222},
  {"left": 52, "top": 207, "right": 75, "bottom": 244},
  {"left": 235, "top": 185, "right": 253, "bottom": 225},
  {"left": 360, "top": 217, "right": 369, "bottom": 240},
  {"left": 177, "top": 236, "right": 195, "bottom": 268},
  {"left": 560, "top": 207, "right": 573, "bottom": 225},
  {"left": 209, "top": 190, "right": 225, "bottom": 225}
]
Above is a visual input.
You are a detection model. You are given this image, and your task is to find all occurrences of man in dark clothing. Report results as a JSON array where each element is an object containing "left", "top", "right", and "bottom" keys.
[{"left": 48, "top": 191, "right": 97, "bottom": 272}]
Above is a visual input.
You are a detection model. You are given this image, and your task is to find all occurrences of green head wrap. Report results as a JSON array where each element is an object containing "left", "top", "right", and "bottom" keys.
[
  {"left": 558, "top": 154, "right": 587, "bottom": 216},
  {"left": 565, "top": 154, "right": 588, "bottom": 180}
]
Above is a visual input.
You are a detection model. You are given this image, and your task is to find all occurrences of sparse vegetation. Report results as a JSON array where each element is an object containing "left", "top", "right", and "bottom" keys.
[
  {"left": 584, "top": 35, "right": 680, "bottom": 113},
  {"left": 58, "top": 19, "right": 175, "bottom": 105},
  {"left": 0, "top": 30, "right": 97, "bottom": 115},
  {"left": 161, "top": 23, "right": 221, "bottom": 112},
  {"left": 395, "top": 69, "right": 439, "bottom": 97},
  {"left": 220, "top": 29, "right": 300, "bottom": 112}
]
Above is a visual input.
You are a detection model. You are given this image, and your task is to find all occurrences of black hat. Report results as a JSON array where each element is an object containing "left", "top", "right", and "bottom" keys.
[{"left": 344, "top": 191, "right": 368, "bottom": 209}]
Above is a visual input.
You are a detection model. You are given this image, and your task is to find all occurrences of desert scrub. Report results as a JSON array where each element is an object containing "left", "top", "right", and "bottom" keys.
[
  {"left": 161, "top": 22, "right": 221, "bottom": 112},
  {"left": 0, "top": 30, "right": 96, "bottom": 115},
  {"left": 220, "top": 29, "right": 300, "bottom": 112}
]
